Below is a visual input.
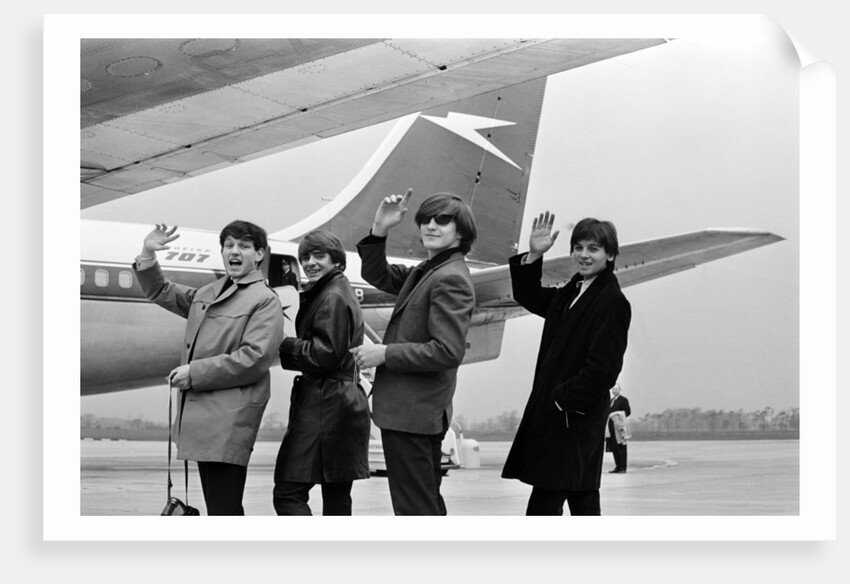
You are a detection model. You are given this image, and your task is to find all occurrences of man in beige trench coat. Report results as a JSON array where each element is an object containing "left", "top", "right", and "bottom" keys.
[{"left": 133, "top": 220, "right": 284, "bottom": 515}]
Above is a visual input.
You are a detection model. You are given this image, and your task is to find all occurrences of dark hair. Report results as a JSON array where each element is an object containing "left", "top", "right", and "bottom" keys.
[
  {"left": 413, "top": 193, "right": 478, "bottom": 255},
  {"left": 570, "top": 218, "right": 619, "bottom": 267},
  {"left": 219, "top": 220, "right": 268, "bottom": 251},
  {"left": 298, "top": 229, "right": 347, "bottom": 271}
]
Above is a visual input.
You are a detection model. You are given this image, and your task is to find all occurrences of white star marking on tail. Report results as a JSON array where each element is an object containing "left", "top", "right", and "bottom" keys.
[{"left": 421, "top": 113, "right": 521, "bottom": 170}]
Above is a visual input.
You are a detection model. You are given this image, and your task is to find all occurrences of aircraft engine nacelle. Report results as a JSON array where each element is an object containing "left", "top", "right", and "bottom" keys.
[
  {"left": 461, "top": 320, "right": 505, "bottom": 364},
  {"left": 361, "top": 307, "right": 507, "bottom": 365}
]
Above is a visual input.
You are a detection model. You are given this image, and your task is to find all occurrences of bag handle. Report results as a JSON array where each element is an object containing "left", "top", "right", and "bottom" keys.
[{"left": 166, "top": 383, "right": 191, "bottom": 505}]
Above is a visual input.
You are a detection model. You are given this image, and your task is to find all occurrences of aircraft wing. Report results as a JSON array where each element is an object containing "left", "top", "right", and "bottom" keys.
[
  {"left": 471, "top": 229, "right": 785, "bottom": 308},
  {"left": 81, "top": 38, "right": 668, "bottom": 208}
]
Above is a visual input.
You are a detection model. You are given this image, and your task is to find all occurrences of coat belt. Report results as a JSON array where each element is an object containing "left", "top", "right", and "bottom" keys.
[{"left": 299, "top": 371, "right": 356, "bottom": 382}]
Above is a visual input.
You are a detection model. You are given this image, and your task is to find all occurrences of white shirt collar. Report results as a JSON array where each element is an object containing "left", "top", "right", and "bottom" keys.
[
  {"left": 570, "top": 275, "right": 597, "bottom": 308},
  {"left": 579, "top": 274, "right": 598, "bottom": 290}
]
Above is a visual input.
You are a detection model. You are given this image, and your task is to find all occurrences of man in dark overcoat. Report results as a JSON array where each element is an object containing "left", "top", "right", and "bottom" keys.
[
  {"left": 501, "top": 213, "right": 631, "bottom": 515},
  {"left": 274, "top": 230, "right": 371, "bottom": 516},
  {"left": 606, "top": 383, "right": 632, "bottom": 473}
]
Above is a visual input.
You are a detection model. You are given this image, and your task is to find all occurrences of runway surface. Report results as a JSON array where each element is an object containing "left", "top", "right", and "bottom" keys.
[{"left": 80, "top": 439, "right": 798, "bottom": 516}]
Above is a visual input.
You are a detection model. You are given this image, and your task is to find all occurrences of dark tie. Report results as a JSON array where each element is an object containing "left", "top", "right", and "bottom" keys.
[
  {"left": 217, "top": 278, "right": 233, "bottom": 299},
  {"left": 567, "top": 280, "right": 583, "bottom": 310}
]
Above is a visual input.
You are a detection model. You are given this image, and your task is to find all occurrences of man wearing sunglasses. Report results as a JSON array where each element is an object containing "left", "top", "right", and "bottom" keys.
[{"left": 352, "top": 189, "right": 476, "bottom": 515}]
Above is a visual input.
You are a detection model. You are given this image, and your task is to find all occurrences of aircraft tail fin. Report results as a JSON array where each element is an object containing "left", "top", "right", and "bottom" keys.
[{"left": 270, "top": 78, "right": 547, "bottom": 265}]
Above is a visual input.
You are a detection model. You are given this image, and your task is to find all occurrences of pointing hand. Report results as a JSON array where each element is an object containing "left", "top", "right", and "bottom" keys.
[{"left": 372, "top": 188, "right": 413, "bottom": 237}]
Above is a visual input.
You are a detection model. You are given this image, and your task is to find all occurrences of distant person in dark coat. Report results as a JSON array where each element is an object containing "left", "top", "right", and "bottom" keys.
[
  {"left": 502, "top": 213, "right": 631, "bottom": 516},
  {"left": 273, "top": 230, "right": 371, "bottom": 515},
  {"left": 607, "top": 383, "right": 631, "bottom": 473},
  {"left": 351, "top": 189, "right": 476, "bottom": 515}
]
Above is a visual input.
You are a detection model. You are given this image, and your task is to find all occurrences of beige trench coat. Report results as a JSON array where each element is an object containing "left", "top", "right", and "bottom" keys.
[{"left": 135, "top": 262, "right": 284, "bottom": 466}]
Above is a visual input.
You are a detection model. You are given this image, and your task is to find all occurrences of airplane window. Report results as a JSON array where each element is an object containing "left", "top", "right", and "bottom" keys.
[
  {"left": 118, "top": 270, "right": 133, "bottom": 289},
  {"left": 80, "top": 268, "right": 85, "bottom": 286},
  {"left": 95, "top": 269, "right": 109, "bottom": 287}
]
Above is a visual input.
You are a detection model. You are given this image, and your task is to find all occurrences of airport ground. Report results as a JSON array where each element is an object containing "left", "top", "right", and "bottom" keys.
[{"left": 81, "top": 439, "right": 798, "bottom": 516}]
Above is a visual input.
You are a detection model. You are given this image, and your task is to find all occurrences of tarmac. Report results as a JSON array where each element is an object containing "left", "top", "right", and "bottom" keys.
[{"left": 80, "top": 438, "right": 799, "bottom": 517}]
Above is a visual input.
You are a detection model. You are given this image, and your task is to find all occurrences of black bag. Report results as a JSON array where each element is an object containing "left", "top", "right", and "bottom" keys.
[
  {"left": 162, "top": 495, "right": 200, "bottom": 516},
  {"left": 161, "top": 383, "right": 200, "bottom": 516}
]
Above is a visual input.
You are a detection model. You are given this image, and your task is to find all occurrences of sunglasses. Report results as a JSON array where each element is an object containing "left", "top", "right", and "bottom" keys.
[{"left": 419, "top": 213, "right": 456, "bottom": 226}]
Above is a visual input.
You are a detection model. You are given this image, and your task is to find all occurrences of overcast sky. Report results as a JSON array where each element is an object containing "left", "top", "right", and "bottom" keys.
[{"left": 80, "top": 29, "right": 802, "bottom": 425}]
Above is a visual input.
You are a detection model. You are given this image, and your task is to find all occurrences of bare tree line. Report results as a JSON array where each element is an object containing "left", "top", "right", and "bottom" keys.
[
  {"left": 81, "top": 406, "right": 799, "bottom": 441},
  {"left": 630, "top": 407, "right": 799, "bottom": 434},
  {"left": 451, "top": 407, "right": 799, "bottom": 441}
]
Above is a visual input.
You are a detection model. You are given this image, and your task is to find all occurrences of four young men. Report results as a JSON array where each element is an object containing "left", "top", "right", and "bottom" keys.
[{"left": 136, "top": 199, "right": 629, "bottom": 516}]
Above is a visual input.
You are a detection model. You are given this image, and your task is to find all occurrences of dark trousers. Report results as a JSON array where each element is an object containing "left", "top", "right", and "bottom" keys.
[
  {"left": 381, "top": 428, "right": 447, "bottom": 516},
  {"left": 611, "top": 440, "right": 628, "bottom": 471},
  {"left": 273, "top": 480, "right": 354, "bottom": 516},
  {"left": 526, "top": 487, "right": 601, "bottom": 516},
  {"left": 196, "top": 461, "right": 247, "bottom": 516}
]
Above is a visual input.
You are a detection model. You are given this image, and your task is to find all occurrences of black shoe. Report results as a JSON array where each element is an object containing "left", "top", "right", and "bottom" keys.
[{"left": 608, "top": 468, "right": 623, "bottom": 473}]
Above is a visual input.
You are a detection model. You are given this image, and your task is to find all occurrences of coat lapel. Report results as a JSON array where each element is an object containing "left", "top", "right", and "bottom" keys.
[
  {"left": 186, "top": 271, "right": 261, "bottom": 360},
  {"left": 390, "top": 251, "right": 463, "bottom": 318},
  {"left": 296, "top": 270, "right": 341, "bottom": 330},
  {"left": 212, "top": 277, "right": 234, "bottom": 303},
  {"left": 391, "top": 263, "right": 426, "bottom": 317},
  {"left": 537, "top": 270, "right": 616, "bottom": 374},
  {"left": 212, "top": 270, "right": 263, "bottom": 305}
]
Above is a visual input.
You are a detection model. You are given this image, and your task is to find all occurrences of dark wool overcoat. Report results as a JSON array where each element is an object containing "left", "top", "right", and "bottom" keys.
[
  {"left": 277, "top": 269, "right": 371, "bottom": 484},
  {"left": 501, "top": 254, "right": 631, "bottom": 491}
]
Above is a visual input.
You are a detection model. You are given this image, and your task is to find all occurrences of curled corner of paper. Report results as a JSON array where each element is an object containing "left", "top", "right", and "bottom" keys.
[
  {"left": 786, "top": 33, "right": 823, "bottom": 69},
  {"left": 757, "top": 15, "right": 829, "bottom": 70}
]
